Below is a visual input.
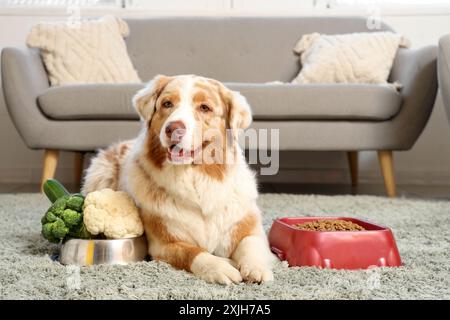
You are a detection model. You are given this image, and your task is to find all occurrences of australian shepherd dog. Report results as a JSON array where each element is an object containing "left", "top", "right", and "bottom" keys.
[{"left": 82, "top": 75, "right": 275, "bottom": 284}]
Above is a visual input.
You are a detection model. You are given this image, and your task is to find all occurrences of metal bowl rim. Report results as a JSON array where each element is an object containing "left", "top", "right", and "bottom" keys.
[{"left": 63, "top": 235, "right": 146, "bottom": 244}]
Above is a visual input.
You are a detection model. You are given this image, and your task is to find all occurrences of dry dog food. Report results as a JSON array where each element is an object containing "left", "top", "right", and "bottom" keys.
[{"left": 294, "top": 219, "right": 365, "bottom": 231}]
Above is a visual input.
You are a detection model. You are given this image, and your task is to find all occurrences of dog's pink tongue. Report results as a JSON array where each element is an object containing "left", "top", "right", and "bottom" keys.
[{"left": 171, "top": 147, "right": 188, "bottom": 159}]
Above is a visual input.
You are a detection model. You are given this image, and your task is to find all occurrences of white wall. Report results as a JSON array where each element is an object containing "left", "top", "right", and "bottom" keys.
[
  {"left": 0, "top": 14, "right": 82, "bottom": 184},
  {"left": 1, "top": 8, "right": 450, "bottom": 185}
]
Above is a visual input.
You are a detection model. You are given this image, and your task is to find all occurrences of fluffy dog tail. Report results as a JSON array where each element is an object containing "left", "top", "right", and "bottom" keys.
[{"left": 81, "top": 140, "right": 134, "bottom": 195}]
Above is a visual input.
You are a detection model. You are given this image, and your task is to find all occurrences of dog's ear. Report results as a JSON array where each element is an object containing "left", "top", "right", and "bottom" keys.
[
  {"left": 227, "top": 90, "right": 252, "bottom": 131},
  {"left": 209, "top": 79, "right": 252, "bottom": 132},
  {"left": 133, "top": 75, "right": 172, "bottom": 120}
]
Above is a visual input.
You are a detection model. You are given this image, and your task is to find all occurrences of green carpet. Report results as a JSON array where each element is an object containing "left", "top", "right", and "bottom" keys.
[{"left": 0, "top": 193, "right": 449, "bottom": 299}]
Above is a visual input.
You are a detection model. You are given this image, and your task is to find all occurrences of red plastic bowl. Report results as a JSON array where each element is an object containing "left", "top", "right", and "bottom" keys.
[{"left": 268, "top": 217, "right": 402, "bottom": 270}]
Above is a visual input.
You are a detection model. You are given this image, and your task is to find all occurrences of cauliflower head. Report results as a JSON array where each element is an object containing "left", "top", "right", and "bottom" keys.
[{"left": 83, "top": 188, "right": 144, "bottom": 239}]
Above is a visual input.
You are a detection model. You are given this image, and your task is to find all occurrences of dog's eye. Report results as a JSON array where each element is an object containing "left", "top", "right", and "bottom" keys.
[
  {"left": 163, "top": 101, "right": 173, "bottom": 109},
  {"left": 199, "top": 104, "right": 211, "bottom": 113}
]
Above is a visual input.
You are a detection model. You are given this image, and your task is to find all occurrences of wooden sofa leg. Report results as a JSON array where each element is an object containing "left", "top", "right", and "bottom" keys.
[
  {"left": 378, "top": 150, "right": 397, "bottom": 197},
  {"left": 74, "top": 152, "right": 85, "bottom": 189},
  {"left": 41, "top": 149, "right": 59, "bottom": 192},
  {"left": 347, "top": 151, "right": 358, "bottom": 187}
]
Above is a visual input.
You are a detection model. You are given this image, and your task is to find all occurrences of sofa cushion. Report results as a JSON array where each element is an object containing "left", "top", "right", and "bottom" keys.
[
  {"left": 37, "top": 83, "right": 401, "bottom": 121},
  {"left": 291, "top": 32, "right": 409, "bottom": 86},
  {"left": 38, "top": 84, "right": 144, "bottom": 120},
  {"left": 228, "top": 83, "right": 402, "bottom": 120},
  {"left": 27, "top": 15, "right": 141, "bottom": 86}
]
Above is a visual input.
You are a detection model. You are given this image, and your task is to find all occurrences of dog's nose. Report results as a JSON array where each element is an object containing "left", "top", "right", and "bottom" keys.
[{"left": 165, "top": 121, "right": 186, "bottom": 142}]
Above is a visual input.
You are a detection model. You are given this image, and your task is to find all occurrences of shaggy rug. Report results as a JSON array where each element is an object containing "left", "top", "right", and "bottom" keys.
[{"left": 0, "top": 193, "right": 449, "bottom": 300}]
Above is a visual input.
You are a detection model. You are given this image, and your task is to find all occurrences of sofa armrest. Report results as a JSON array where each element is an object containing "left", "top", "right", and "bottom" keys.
[
  {"left": 1, "top": 47, "right": 50, "bottom": 149},
  {"left": 438, "top": 35, "right": 450, "bottom": 112},
  {"left": 385, "top": 46, "right": 438, "bottom": 148},
  {"left": 390, "top": 46, "right": 438, "bottom": 115}
]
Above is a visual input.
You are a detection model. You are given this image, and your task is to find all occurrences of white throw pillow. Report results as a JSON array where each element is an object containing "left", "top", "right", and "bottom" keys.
[
  {"left": 27, "top": 15, "right": 141, "bottom": 86},
  {"left": 292, "top": 32, "right": 410, "bottom": 87}
]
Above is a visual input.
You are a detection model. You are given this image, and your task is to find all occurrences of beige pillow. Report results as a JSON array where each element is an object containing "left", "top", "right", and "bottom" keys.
[
  {"left": 27, "top": 15, "right": 141, "bottom": 86},
  {"left": 292, "top": 32, "right": 410, "bottom": 87}
]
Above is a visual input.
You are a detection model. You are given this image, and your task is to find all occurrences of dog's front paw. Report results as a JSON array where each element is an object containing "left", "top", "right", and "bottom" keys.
[
  {"left": 239, "top": 262, "right": 274, "bottom": 284},
  {"left": 191, "top": 253, "right": 242, "bottom": 285}
]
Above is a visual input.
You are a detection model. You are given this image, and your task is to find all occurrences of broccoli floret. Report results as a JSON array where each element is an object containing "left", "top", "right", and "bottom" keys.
[
  {"left": 41, "top": 223, "right": 56, "bottom": 242},
  {"left": 66, "top": 195, "right": 84, "bottom": 212},
  {"left": 45, "top": 210, "right": 58, "bottom": 223},
  {"left": 49, "top": 195, "right": 69, "bottom": 217},
  {"left": 41, "top": 218, "right": 69, "bottom": 243},
  {"left": 41, "top": 210, "right": 57, "bottom": 224},
  {"left": 62, "top": 209, "right": 82, "bottom": 227},
  {"left": 51, "top": 218, "right": 69, "bottom": 239}
]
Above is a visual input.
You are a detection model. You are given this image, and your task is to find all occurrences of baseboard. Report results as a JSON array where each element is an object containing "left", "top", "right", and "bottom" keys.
[
  {"left": 0, "top": 167, "right": 76, "bottom": 184},
  {"left": 2, "top": 166, "right": 450, "bottom": 186},
  {"left": 359, "top": 169, "right": 450, "bottom": 185},
  {"left": 257, "top": 168, "right": 450, "bottom": 186}
]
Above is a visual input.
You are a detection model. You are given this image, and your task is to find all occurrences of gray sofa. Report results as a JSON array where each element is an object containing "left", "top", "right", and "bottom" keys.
[{"left": 1, "top": 17, "right": 438, "bottom": 196}]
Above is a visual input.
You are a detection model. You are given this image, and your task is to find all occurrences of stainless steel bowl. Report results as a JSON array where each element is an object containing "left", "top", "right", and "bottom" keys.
[{"left": 59, "top": 236, "right": 148, "bottom": 266}]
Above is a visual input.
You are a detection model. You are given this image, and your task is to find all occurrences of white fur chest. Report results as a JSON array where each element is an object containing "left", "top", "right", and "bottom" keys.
[
  {"left": 124, "top": 148, "right": 259, "bottom": 256},
  {"left": 157, "top": 165, "right": 257, "bottom": 253}
]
